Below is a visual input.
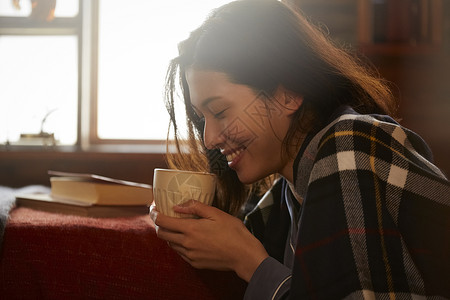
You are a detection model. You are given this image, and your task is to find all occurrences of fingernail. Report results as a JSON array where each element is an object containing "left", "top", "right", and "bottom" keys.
[{"left": 150, "top": 210, "right": 157, "bottom": 222}]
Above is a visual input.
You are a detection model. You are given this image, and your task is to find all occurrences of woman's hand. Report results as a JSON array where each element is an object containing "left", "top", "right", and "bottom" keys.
[{"left": 149, "top": 200, "right": 268, "bottom": 282}]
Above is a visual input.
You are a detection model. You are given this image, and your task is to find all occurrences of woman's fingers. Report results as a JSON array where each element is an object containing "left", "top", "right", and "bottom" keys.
[
  {"left": 165, "top": 238, "right": 203, "bottom": 269},
  {"left": 168, "top": 241, "right": 188, "bottom": 257},
  {"left": 151, "top": 200, "right": 269, "bottom": 279},
  {"left": 151, "top": 199, "right": 217, "bottom": 222},
  {"left": 153, "top": 200, "right": 221, "bottom": 232},
  {"left": 154, "top": 214, "right": 194, "bottom": 234},
  {"left": 156, "top": 224, "right": 186, "bottom": 245},
  {"left": 173, "top": 200, "right": 218, "bottom": 219}
]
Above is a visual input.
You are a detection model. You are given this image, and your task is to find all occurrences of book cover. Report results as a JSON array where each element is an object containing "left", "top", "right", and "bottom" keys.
[
  {"left": 15, "top": 193, "right": 149, "bottom": 218},
  {"left": 48, "top": 170, "right": 153, "bottom": 206}
]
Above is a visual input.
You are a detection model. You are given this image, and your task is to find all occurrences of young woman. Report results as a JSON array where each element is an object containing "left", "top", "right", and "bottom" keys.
[{"left": 150, "top": 0, "right": 450, "bottom": 298}]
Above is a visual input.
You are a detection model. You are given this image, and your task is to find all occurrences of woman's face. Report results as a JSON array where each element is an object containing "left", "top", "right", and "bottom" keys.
[{"left": 186, "top": 69, "right": 301, "bottom": 184}]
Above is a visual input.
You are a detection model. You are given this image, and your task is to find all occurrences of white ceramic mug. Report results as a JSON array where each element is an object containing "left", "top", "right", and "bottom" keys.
[{"left": 153, "top": 168, "right": 216, "bottom": 218}]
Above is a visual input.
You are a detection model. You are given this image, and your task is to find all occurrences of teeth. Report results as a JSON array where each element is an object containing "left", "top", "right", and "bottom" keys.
[{"left": 226, "top": 149, "right": 243, "bottom": 162}]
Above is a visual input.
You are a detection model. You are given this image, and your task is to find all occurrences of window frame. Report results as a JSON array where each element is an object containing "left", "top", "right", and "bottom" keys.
[
  {"left": 0, "top": 0, "right": 168, "bottom": 153},
  {"left": 86, "top": 0, "right": 167, "bottom": 148},
  {"left": 0, "top": 0, "right": 83, "bottom": 151}
]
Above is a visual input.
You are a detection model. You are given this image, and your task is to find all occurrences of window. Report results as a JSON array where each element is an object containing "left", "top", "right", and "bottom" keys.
[
  {"left": 95, "top": 0, "right": 234, "bottom": 142},
  {"left": 0, "top": 0, "right": 80, "bottom": 146},
  {"left": 0, "top": 0, "right": 233, "bottom": 148}
]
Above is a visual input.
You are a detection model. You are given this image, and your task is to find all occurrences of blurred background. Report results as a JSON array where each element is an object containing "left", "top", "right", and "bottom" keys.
[
  {"left": 0, "top": 0, "right": 449, "bottom": 186},
  {"left": 293, "top": 0, "right": 450, "bottom": 178}
]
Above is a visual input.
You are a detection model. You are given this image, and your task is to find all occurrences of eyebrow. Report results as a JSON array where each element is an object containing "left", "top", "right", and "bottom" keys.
[{"left": 191, "top": 96, "right": 222, "bottom": 111}]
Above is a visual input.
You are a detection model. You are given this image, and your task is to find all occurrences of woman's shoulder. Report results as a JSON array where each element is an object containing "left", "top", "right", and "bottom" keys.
[
  {"left": 324, "top": 107, "right": 400, "bottom": 137},
  {"left": 311, "top": 106, "right": 446, "bottom": 180},
  {"left": 319, "top": 107, "right": 427, "bottom": 158}
]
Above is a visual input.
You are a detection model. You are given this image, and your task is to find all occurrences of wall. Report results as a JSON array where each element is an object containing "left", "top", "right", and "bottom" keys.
[
  {"left": 0, "top": 151, "right": 167, "bottom": 188},
  {"left": 290, "top": 0, "right": 450, "bottom": 177}
]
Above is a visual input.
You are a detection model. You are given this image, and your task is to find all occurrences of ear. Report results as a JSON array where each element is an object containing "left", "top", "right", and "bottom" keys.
[{"left": 275, "top": 86, "right": 303, "bottom": 115}]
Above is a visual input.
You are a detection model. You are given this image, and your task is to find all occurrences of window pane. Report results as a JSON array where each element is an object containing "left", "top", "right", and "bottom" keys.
[
  {"left": 0, "top": 0, "right": 79, "bottom": 17},
  {"left": 0, "top": 0, "right": 31, "bottom": 16},
  {"left": 0, "top": 35, "right": 78, "bottom": 145},
  {"left": 97, "top": 0, "right": 233, "bottom": 140},
  {"left": 54, "top": 0, "right": 79, "bottom": 17}
]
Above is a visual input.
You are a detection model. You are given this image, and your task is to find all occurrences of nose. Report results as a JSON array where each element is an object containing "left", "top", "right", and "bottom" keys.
[{"left": 203, "top": 118, "right": 225, "bottom": 149}]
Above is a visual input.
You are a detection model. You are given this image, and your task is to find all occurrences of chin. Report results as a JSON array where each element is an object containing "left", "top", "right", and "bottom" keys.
[{"left": 236, "top": 170, "right": 267, "bottom": 185}]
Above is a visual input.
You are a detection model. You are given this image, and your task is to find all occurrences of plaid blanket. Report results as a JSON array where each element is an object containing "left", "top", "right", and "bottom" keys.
[{"left": 245, "top": 107, "right": 450, "bottom": 299}]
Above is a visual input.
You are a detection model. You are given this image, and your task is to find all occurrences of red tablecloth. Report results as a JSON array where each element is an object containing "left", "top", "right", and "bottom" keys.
[{"left": 0, "top": 207, "right": 246, "bottom": 299}]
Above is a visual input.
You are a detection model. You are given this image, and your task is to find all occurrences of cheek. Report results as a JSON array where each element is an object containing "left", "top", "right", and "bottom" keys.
[
  {"left": 220, "top": 102, "right": 288, "bottom": 148},
  {"left": 243, "top": 99, "right": 290, "bottom": 138},
  {"left": 220, "top": 113, "right": 258, "bottom": 143}
]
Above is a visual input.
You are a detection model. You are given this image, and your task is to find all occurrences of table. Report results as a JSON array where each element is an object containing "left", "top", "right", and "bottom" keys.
[{"left": 0, "top": 207, "right": 246, "bottom": 299}]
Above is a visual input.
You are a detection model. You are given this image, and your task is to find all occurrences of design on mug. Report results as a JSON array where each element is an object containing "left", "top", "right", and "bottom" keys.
[{"left": 167, "top": 173, "right": 202, "bottom": 201}]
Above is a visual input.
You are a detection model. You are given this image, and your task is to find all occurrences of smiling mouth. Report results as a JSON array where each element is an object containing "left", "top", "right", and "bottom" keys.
[{"left": 222, "top": 147, "right": 246, "bottom": 165}]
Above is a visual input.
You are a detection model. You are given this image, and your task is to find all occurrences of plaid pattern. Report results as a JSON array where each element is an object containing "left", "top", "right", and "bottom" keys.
[{"left": 245, "top": 107, "right": 450, "bottom": 299}]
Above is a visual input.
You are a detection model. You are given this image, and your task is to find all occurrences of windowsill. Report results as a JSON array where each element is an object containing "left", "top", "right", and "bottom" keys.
[
  {"left": 0, "top": 143, "right": 168, "bottom": 154},
  {"left": 0, "top": 144, "right": 169, "bottom": 187}
]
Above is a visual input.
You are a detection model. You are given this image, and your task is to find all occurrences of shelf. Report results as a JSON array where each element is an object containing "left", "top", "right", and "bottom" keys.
[
  {"left": 357, "top": 0, "right": 443, "bottom": 55},
  {"left": 358, "top": 43, "right": 441, "bottom": 56}
]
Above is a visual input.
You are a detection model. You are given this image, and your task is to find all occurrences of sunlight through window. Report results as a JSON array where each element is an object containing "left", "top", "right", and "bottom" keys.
[
  {"left": 0, "top": 36, "right": 78, "bottom": 145},
  {"left": 0, "top": 0, "right": 233, "bottom": 146},
  {"left": 97, "top": 0, "right": 234, "bottom": 140}
]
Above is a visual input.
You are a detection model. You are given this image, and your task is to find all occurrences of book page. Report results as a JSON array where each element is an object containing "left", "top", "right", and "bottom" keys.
[{"left": 48, "top": 170, "right": 152, "bottom": 188}]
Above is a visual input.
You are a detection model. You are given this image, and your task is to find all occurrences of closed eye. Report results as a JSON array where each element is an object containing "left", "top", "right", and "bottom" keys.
[{"left": 214, "top": 109, "right": 228, "bottom": 119}]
